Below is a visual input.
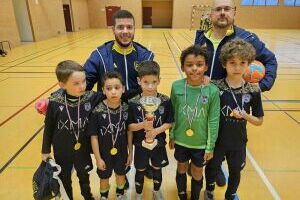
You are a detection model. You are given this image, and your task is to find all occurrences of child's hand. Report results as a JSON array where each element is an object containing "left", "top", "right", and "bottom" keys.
[
  {"left": 169, "top": 139, "right": 175, "bottom": 150},
  {"left": 126, "top": 153, "right": 133, "bottom": 167},
  {"left": 96, "top": 158, "right": 106, "bottom": 171},
  {"left": 230, "top": 109, "right": 243, "bottom": 119},
  {"left": 143, "top": 119, "right": 154, "bottom": 131},
  {"left": 203, "top": 152, "right": 213, "bottom": 161},
  {"left": 41, "top": 153, "right": 51, "bottom": 161}
]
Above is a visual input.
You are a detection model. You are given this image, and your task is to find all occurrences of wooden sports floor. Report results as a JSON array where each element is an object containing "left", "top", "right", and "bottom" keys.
[{"left": 0, "top": 29, "right": 299, "bottom": 200}]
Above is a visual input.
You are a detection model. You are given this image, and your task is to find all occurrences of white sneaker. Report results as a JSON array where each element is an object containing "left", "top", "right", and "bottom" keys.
[
  {"left": 152, "top": 190, "right": 164, "bottom": 200},
  {"left": 116, "top": 193, "right": 128, "bottom": 200},
  {"left": 135, "top": 193, "right": 143, "bottom": 200},
  {"left": 204, "top": 190, "right": 215, "bottom": 200}
]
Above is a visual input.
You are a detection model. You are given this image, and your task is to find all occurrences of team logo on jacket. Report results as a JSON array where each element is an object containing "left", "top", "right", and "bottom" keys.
[
  {"left": 102, "top": 114, "right": 106, "bottom": 119},
  {"left": 220, "top": 91, "right": 224, "bottom": 96},
  {"left": 158, "top": 106, "right": 164, "bottom": 114},
  {"left": 134, "top": 61, "right": 140, "bottom": 71},
  {"left": 84, "top": 102, "right": 91, "bottom": 111},
  {"left": 59, "top": 106, "right": 64, "bottom": 111},
  {"left": 242, "top": 94, "right": 251, "bottom": 103},
  {"left": 123, "top": 112, "right": 128, "bottom": 120},
  {"left": 201, "top": 96, "right": 208, "bottom": 104}
]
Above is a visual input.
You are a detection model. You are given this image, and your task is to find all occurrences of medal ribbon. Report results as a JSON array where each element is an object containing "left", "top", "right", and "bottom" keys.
[
  {"left": 106, "top": 103, "right": 122, "bottom": 148},
  {"left": 64, "top": 95, "right": 80, "bottom": 144}
]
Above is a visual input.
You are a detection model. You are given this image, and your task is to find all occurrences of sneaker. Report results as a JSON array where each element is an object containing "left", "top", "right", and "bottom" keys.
[
  {"left": 135, "top": 193, "right": 143, "bottom": 200},
  {"left": 116, "top": 193, "right": 128, "bottom": 200},
  {"left": 100, "top": 197, "right": 108, "bottom": 200},
  {"left": 153, "top": 190, "right": 164, "bottom": 200},
  {"left": 216, "top": 165, "right": 226, "bottom": 187},
  {"left": 204, "top": 190, "right": 215, "bottom": 200}
]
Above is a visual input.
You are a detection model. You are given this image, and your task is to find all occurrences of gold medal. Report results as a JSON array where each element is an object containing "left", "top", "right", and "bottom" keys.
[
  {"left": 186, "top": 129, "right": 194, "bottom": 137},
  {"left": 74, "top": 142, "right": 81, "bottom": 150},
  {"left": 110, "top": 147, "right": 118, "bottom": 155}
]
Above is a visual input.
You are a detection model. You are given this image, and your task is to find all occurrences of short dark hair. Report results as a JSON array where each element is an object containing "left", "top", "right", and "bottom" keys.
[
  {"left": 137, "top": 60, "right": 160, "bottom": 78},
  {"left": 56, "top": 60, "right": 84, "bottom": 83},
  {"left": 180, "top": 45, "right": 208, "bottom": 69},
  {"left": 220, "top": 39, "right": 256, "bottom": 65},
  {"left": 101, "top": 71, "right": 124, "bottom": 87},
  {"left": 112, "top": 10, "right": 135, "bottom": 26}
]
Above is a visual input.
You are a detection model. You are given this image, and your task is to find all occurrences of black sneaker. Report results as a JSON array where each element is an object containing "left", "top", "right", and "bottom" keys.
[
  {"left": 204, "top": 190, "right": 215, "bottom": 200},
  {"left": 216, "top": 165, "right": 226, "bottom": 187}
]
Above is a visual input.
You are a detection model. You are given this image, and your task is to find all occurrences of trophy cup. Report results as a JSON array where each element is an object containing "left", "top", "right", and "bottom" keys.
[{"left": 140, "top": 96, "right": 161, "bottom": 150}]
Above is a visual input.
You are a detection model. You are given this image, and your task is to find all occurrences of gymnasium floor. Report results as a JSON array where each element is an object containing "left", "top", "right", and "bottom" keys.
[{"left": 0, "top": 28, "right": 299, "bottom": 200}]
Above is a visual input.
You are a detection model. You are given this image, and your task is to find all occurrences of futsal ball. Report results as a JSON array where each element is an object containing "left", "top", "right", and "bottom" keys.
[{"left": 243, "top": 60, "right": 265, "bottom": 83}]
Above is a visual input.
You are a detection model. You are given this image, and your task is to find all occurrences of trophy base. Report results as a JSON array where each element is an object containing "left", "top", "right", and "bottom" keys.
[{"left": 142, "top": 139, "right": 158, "bottom": 150}]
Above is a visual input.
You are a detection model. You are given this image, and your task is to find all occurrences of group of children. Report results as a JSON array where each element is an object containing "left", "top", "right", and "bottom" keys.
[{"left": 41, "top": 39, "right": 264, "bottom": 200}]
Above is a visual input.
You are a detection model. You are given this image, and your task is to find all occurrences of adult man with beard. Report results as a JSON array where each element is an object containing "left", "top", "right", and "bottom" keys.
[
  {"left": 84, "top": 9, "right": 154, "bottom": 95},
  {"left": 84, "top": 10, "right": 154, "bottom": 190},
  {"left": 193, "top": 0, "right": 277, "bottom": 195}
]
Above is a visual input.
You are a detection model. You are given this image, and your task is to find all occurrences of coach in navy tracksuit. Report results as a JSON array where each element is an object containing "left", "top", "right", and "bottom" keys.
[{"left": 84, "top": 11, "right": 154, "bottom": 93}]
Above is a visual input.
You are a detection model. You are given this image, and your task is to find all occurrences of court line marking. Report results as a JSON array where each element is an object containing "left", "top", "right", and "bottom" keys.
[
  {"left": 167, "top": 31, "right": 282, "bottom": 200},
  {"left": 0, "top": 82, "right": 58, "bottom": 127},
  {"left": 0, "top": 125, "right": 44, "bottom": 174},
  {"left": 0, "top": 34, "right": 96, "bottom": 72},
  {"left": 0, "top": 33, "right": 97, "bottom": 66}
]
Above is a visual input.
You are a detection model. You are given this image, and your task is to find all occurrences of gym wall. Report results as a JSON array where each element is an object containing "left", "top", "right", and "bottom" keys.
[
  {"left": 0, "top": 0, "right": 20, "bottom": 47},
  {"left": 87, "top": 0, "right": 142, "bottom": 28},
  {"left": 142, "top": 1, "right": 173, "bottom": 28},
  {"left": 172, "top": 0, "right": 300, "bottom": 29}
]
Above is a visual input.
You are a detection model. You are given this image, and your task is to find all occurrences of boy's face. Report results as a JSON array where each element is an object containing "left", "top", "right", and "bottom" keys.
[
  {"left": 224, "top": 57, "right": 249, "bottom": 78},
  {"left": 59, "top": 71, "right": 86, "bottom": 97},
  {"left": 102, "top": 78, "right": 125, "bottom": 104},
  {"left": 113, "top": 18, "right": 135, "bottom": 47},
  {"left": 182, "top": 54, "right": 208, "bottom": 84},
  {"left": 138, "top": 75, "right": 160, "bottom": 96}
]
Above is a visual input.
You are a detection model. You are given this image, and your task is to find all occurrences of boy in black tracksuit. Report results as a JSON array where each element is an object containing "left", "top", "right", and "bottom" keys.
[
  {"left": 41, "top": 60, "right": 103, "bottom": 200},
  {"left": 204, "top": 40, "right": 264, "bottom": 200}
]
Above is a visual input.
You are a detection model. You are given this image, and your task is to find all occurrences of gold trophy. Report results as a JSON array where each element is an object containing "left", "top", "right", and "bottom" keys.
[{"left": 140, "top": 96, "right": 161, "bottom": 150}]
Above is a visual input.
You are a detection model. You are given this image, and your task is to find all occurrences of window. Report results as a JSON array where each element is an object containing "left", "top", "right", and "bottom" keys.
[
  {"left": 253, "top": 0, "right": 265, "bottom": 5},
  {"left": 266, "top": 0, "right": 278, "bottom": 5},
  {"left": 241, "top": 0, "right": 278, "bottom": 5},
  {"left": 241, "top": 0, "right": 253, "bottom": 5}
]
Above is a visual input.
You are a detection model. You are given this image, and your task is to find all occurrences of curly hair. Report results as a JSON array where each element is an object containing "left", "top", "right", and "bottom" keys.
[{"left": 220, "top": 39, "right": 256, "bottom": 66}]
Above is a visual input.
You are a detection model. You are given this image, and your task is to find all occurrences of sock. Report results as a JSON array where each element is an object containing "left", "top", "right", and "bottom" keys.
[
  {"left": 135, "top": 170, "right": 145, "bottom": 194},
  {"left": 152, "top": 168, "right": 162, "bottom": 191},
  {"left": 176, "top": 171, "right": 187, "bottom": 199},
  {"left": 116, "top": 184, "right": 125, "bottom": 196},
  {"left": 100, "top": 188, "right": 109, "bottom": 198},
  {"left": 191, "top": 177, "right": 203, "bottom": 200}
]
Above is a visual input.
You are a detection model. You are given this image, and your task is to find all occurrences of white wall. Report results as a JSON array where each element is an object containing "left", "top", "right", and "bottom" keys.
[{"left": 12, "top": 0, "right": 34, "bottom": 42}]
